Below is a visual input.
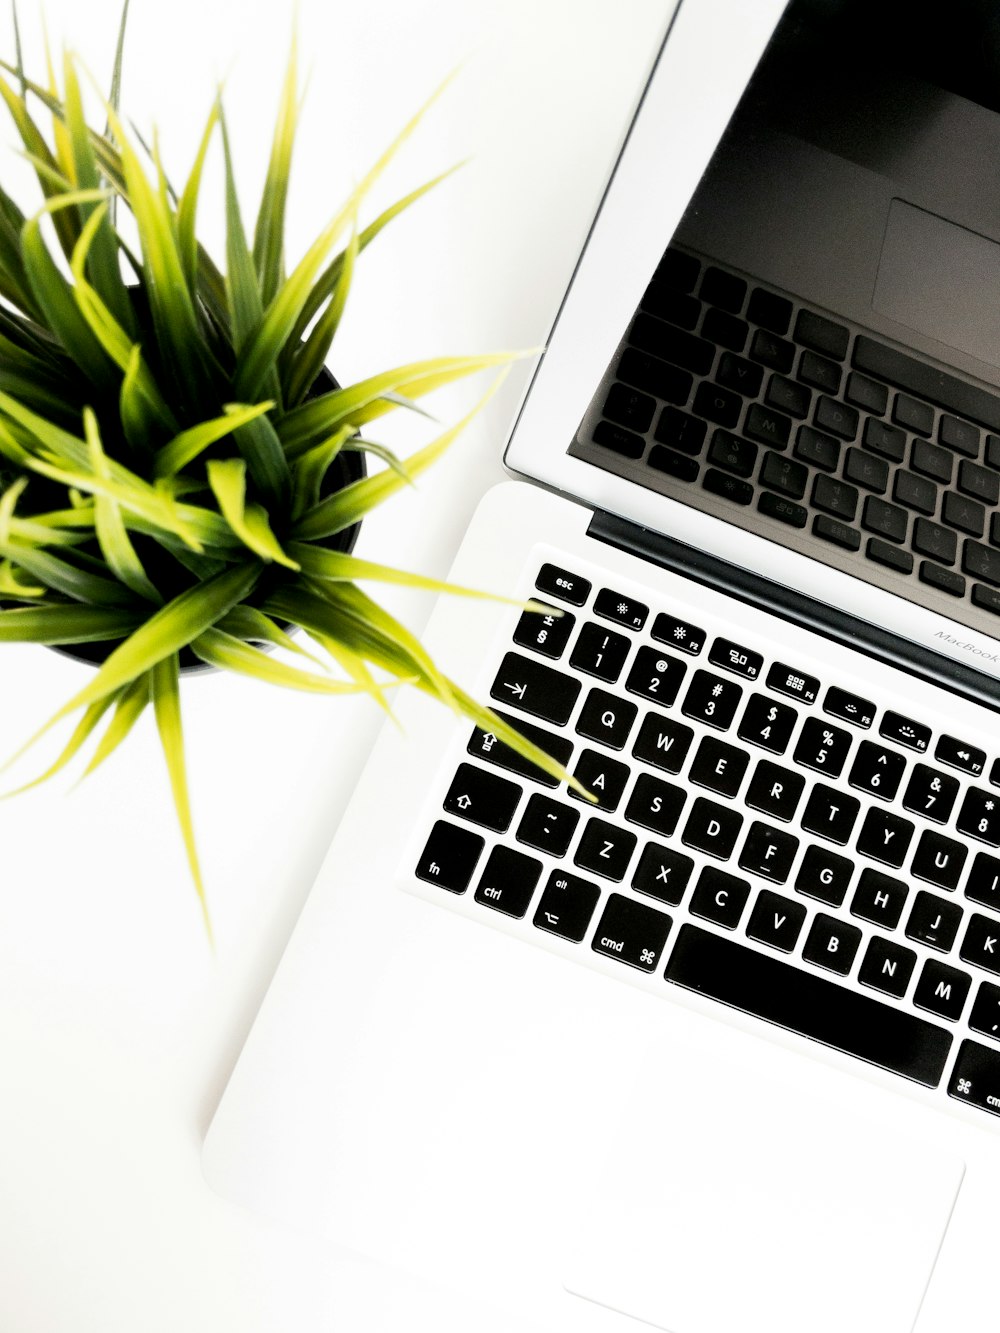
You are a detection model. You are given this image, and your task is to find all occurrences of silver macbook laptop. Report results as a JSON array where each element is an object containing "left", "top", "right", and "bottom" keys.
[{"left": 204, "top": 1, "right": 1000, "bottom": 1328}]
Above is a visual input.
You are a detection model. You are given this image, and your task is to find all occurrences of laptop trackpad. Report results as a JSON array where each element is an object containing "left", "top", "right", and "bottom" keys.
[{"left": 562, "top": 1047, "right": 963, "bottom": 1333}]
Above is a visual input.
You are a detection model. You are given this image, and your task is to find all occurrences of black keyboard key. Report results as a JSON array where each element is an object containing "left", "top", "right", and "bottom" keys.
[
  {"left": 517, "top": 793, "right": 580, "bottom": 856},
  {"left": 969, "top": 981, "right": 1000, "bottom": 1040},
  {"left": 656, "top": 248, "right": 700, "bottom": 293},
  {"left": 861, "top": 496, "right": 908, "bottom": 544},
  {"left": 957, "top": 459, "right": 999, "bottom": 504},
  {"left": 575, "top": 689, "right": 638, "bottom": 750},
  {"left": 492, "top": 651, "right": 581, "bottom": 725},
  {"left": 603, "top": 382, "right": 655, "bottom": 433},
  {"left": 911, "top": 830, "right": 967, "bottom": 891},
  {"left": 851, "top": 868, "right": 908, "bottom": 930},
  {"left": 651, "top": 614, "right": 705, "bottom": 655},
  {"left": 962, "top": 539, "right": 1000, "bottom": 587},
  {"left": 940, "top": 415, "right": 980, "bottom": 457},
  {"left": 747, "top": 287, "right": 792, "bottom": 334},
  {"left": 593, "top": 588, "right": 648, "bottom": 631},
  {"left": 702, "top": 467, "right": 754, "bottom": 505},
  {"left": 914, "top": 960, "right": 971, "bottom": 1021},
  {"left": 813, "top": 473, "right": 858, "bottom": 520},
  {"left": 444, "top": 763, "right": 521, "bottom": 832},
  {"left": 616, "top": 350, "right": 693, "bottom": 407},
  {"left": 863, "top": 417, "right": 906, "bottom": 463},
  {"left": 893, "top": 469, "right": 937, "bottom": 514},
  {"left": 949, "top": 1039, "right": 1000, "bottom": 1113},
  {"left": 906, "top": 890, "right": 963, "bottom": 951},
  {"left": 795, "top": 424, "right": 841, "bottom": 471},
  {"left": 707, "top": 429, "right": 758, "bottom": 477},
  {"left": 912, "top": 518, "right": 956, "bottom": 565},
  {"left": 681, "top": 797, "right": 744, "bottom": 859},
  {"left": 793, "top": 717, "right": 852, "bottom": 778},
  {"left": 569, "top": 749, "right": 630, "bottom": 812},
  {"left": 533, "top": 870, "right": 601, "bottom": 941},
  {"left": 593, "top": 420, "right": 645, "bottom": 459},
  {"left": 795, "top": 309, "right": 849, "bottom": 360},
  {"left": 849, "top": 741, "right": 906, "bottom": 801},
  {"left": 766, "top": 374, "right": 811, "bottom": 419},
  {"left": 744, "top": 402, "right": 791, "bottom": 449},
  {"left": 632, "top": 842, "right": 694, "bottom": 906},
  {"left": 813, "top": 515, "right": 861, "bottom": 551},
  {"left": 912, "top": 438, "right": 952, "bottom": 483},
  {"left": 823, "top": 686, "right": 875, "bottom": 729},
  {"left": 592, "top": 893, "right": 672, "bottom": 972},
  {"left": 795, "top": 843, "right": 854, "bottom": 905},
  {"left": 749, "top": 328, "right": 794, "bottom": 374},
  {"left": 879, "top": 710, "right": 931, "bottom": 754},
  {"left": 846, "top": 372, "right": 888, "bottom": 415},
  {"left": 648, "top": 445, "right": 700, "bottom": 481},
  {"left": 708, "top": 637, "right": 763, "bottom": 680},
  {"left": 655, "top": 406, "right": 708, "bottom": 456},
  {"left": 629, "top": 314, "right": 714, "bottom": 376},
  {"left": 965, "top": 852, "right": 1000, "bottom": 911},
  {"left": 689, "top": 736, "right": 750, "bottom": 797},
  {"left": 513, "top": 602, "right": 576, "bottom": 659},
  {"left": 682, "top": 669, "right": 743, "bottom": 730},
  {"left": 570, "top": 623, "right": 631, "bottom": 683},
  {"left": 758, "top": 492, "right": 808, "bottom": 528},
  {"left": 815, "top": 395, "right": 859, "bottom": 440},
  {"left": 867, "top": 538, "right": 914, "bottom": 574},
  {"left": 894, "top": 394, "right": 934, "bottom": 437},
  {"left": 574, "top": 817, "right": 637, "bottom": 881},
  {"left": 843, "top": 447, "right": 888, "bottom": 494},
  {"left": 536, "top": 563, "right": 590, "bottom": 606},
  {"left": 854, "top": 335, "right": 1000, "bottom": 431},
  {"left": 642, "top": 283, "right": 700, "bottom": 330},
  {"left": 474, "top": 846, "right": 542, "bottom": 918},
  {"left": 988, "top": 434, "right": 1000, "bottom": 470},
  {"left": 801, "top": 784, "right": 861, "bottom": 845},
  {"left": 961, "top": 913, "right": 1000, "bottom": 975},
  {"left": 700, "top": 266, "right": 746, "bottom": 313},
  {"left": 739, "top": 821, "right": 798, "bottom": 883},
  {"left": 935, "top": 736, "right": 986, "bottom": 778},
  {"left": 920, "top": 561, "right": 966, "bottom": 597},
  {"left": 858, "top": 936, "right": 916, "bottom": 998},
  {"left": 767, "top": 663, "right": 819, "bottom": 704},
  {"left": 416, "top": 820, "right": 484, "bottom": 893},
  {"left": 625, "top": 645, "right": 688, "bottom": 705},
  {"left": 957, "top": 786, "right": 1000, "bottom": 846},
  {"left": 759, "top": 451, "right": 807, "bottom": 498},
  {"left": 631, "top": 711, "right": 694, "bottom": 773},
  {"left": 983, "top": 579, "right": 1000, "bottom": 612},
  {"left": 737, "top": 694, "right": 797, "bottom": 754},
  {"left": 855, "top": 808, "right": 914, "bottom": 869},
  {"left": 468, "top": 710, "right": 574, "bottom": 787},
  {"left": 716, "top": 351, "right": 763, "bottom": 397},
  {"left": 667, "top": 923, "right": 952, "bottom": 1086},
  {"left": 624, "top": 772, "right": 687, "bottom": 837},
  {"left": 802, "top": 913, "right": 862, "bottom": 976},
  {"left": 689, "top": 867, "right": 751, "bottom": 929},
  {"left": 693, "top": 380, "right": 742, "bottom": 428},
  {"left": 745, "top": 761, "right": 805, "bottom": 822},
  {"left": 902, "top": 763, "right": 959, "bottom": 824},
  {"left": 942, "top": 490, "right": 985, "bottom": 537},
  {"left": 799, "top": 350, "right": 841, "bottom": 394},
  {"left": 702, "top": 308, "right": 749, "bottom": 354},
  {"left": 746, "top": 889, "right": 806, "bottom": 952}
]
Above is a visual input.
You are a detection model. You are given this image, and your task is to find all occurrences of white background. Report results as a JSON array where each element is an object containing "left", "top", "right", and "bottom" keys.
[{"left": 0, "top": 1, "right": 669, "bottom": 1329}]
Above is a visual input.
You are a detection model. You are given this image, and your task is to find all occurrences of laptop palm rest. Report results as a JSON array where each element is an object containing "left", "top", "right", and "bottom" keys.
[{"left": 562, "top": 1040, "right": 964, "bottom": 1333}]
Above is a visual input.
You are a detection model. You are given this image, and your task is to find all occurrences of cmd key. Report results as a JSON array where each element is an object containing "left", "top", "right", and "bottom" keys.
[{"left": 491, "top": 651, "right": 581, "bottom": 725}]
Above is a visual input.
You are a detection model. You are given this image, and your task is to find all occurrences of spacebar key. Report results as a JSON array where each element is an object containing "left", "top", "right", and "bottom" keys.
[
  {"left": 665, "top": 924, "right": 952, "bottom": 1087},
  {"left": 853, "top": 335, "right": 1000, "bottom": 433}
]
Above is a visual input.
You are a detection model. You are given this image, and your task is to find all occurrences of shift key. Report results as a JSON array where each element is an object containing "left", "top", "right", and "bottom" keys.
[{"left": 491, "top": 651, "right": 581, "bottom": 725}]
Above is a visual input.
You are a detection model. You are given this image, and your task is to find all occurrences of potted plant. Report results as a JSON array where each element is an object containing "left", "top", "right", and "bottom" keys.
[{"left": 0, "top": 12, "right": 576, "bottom": 932}]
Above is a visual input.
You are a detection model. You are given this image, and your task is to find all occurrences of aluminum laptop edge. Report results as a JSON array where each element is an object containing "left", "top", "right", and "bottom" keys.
[{"left": 204, "top": 2, "right": 1000, "bottom": 1329}]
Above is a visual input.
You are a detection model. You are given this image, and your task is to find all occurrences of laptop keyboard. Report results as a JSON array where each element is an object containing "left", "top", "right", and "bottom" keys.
[
  {"left": 410, "top": 552, "right": 1000, "bottom": 1121},
  {"left": 570, "top": 246, "right": 1000, "bottom": 636}
]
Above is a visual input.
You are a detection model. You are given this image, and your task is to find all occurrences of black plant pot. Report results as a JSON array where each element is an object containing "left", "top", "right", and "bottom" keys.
[{"left": 53, "top": 367, "right": 365, "bottom": 672}]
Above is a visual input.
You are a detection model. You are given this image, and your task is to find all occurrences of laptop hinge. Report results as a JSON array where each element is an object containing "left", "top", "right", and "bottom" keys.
[{"left": 587, "top": 509, "right": 1000, "bottom": 716}]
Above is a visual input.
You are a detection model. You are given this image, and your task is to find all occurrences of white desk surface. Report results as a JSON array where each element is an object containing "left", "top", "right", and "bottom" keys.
[{"left": 0, "top": 1, "right": 669, "bottom": 1328}]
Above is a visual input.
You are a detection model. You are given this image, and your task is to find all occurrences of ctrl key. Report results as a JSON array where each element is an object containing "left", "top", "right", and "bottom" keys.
[
  {"left": 415, "top": 820, "right": 485, "bottom": 894},
  {"left": 592, "top": 893, "right": 672, "bottom": 971},
  {"left": 949, "top": 1039, "right": 1000, "bottom": 1116},
  {"left": 533, "top": 870, "right": 601, "bottom": 942}
]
